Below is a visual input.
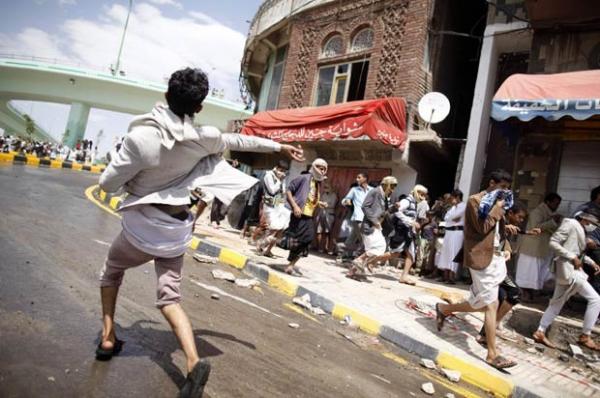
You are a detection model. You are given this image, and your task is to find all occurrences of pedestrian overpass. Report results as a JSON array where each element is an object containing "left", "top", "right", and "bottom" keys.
[{"left": 0, "top": 57, "right": 252, "bottom": 147}]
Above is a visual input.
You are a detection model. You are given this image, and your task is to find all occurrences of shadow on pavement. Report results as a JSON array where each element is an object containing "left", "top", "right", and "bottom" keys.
[{"left": 93, "top": 320, "right": 256, "bottom": 388}]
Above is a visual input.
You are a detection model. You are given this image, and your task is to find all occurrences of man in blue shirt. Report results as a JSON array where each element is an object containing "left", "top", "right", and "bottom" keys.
[{"left": 337, "top": 172, "right": 372, "bottom": 261}]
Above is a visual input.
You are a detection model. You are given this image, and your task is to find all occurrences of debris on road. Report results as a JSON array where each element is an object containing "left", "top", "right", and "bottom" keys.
[
  {"left": 559, "top": 353, "right": 570, "bottom": 362},
  {"left": 292, "top": 294, "right": 312, "bottom": 310},
  {"left": 420, "top": 358, "right": 436, "bottom": 369},
  {"left": 288, "top": 322, "right": 300, "bottom": 329},
  {"left": 421, "top": 382, "right": 435, "bottom": 395},
  {"left": 193, "top": 253, "right": 218, "bottom": 264},
  {"left": 445, "top": 393, "right": 456, "bottom": 398},
  {"left": 210, "top": 293, "right": 220, "bottom": 300},
  {"left": 291, "top": 293, "right": 327, "bottom": 316},
  {"left": 527, "top": 347, "right": 538, "bottom": 354},
  {"left": 441, "top": 368, "right": 461, "bottom": 382},
  {"left": 48, "top": 376, "right": 55, "bottom": 382},
  {"left": 211, "top": 269, "right": 236, "bottom": 282},
  {"left": 235, "top": 278, "right": 260, "bottom": 288},
  {"left": 143, "top": 270, "right": 149, "bottom": 274},
  {"left": 570, "top": 344, "right": 584, "bottom": 358},
  {"left": 524, "top": 337, "right": 535, "bottom": 345},
  {"left": 535, "top": 345, "right": 545, "bottom": 353},
  {"left": 65, "top": 369, "right": 70, "bottom": 374}
]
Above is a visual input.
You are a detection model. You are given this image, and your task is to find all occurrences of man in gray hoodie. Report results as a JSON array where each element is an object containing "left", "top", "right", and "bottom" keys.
[{"left": 97, "top": 68, "right": 303, "bottom": 397}]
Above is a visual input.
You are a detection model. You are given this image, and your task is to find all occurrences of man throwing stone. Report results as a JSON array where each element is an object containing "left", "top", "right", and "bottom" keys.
[{"left": 97, "top": 68, "right": 303, "bottom": 397}]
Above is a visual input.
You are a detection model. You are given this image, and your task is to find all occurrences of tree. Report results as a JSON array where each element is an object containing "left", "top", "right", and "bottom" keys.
[{"left": 23, "top": 114, "right": 35, "bottom": 138}]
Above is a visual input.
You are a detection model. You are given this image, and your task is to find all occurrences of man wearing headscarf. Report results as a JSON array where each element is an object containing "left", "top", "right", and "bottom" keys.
[
  {"left": 390, "top": 184, "right": 429, "bottom": 285},
  {"left": 282, "top": 159, "right": 328, "bottom": 276}
]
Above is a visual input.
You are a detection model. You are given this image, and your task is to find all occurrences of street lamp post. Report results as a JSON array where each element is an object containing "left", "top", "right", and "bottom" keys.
[{"left": 112, "top": 0, "right": 133, "bottom": 76}]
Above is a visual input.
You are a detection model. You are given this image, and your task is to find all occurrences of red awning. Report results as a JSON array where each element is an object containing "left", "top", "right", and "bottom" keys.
[
  {"left": 241, "top": 98, "right": 407, "bottom": 149},
  {"left": 492, "top": 70, "right": 600, "bottom": 121}
]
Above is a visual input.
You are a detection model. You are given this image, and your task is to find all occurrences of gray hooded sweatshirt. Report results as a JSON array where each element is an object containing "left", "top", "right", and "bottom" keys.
[{"left": 99, "top": 103, "right": 281, "bottom": 209}]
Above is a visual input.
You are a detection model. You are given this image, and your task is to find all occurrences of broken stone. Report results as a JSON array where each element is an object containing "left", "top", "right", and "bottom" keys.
[
  {"left": 143, "top": 270, "right": 149, "bottom": 274},
  {"left": 235, "top": 278, "right": 260, "bottom": 288},
  {"left": 570, "top": 344, "right": 584, "bottom": 357},
  {"left": 587, "top": 362, "right": 600, "bottom": 373},
  {"left": 311, "top": 307, "right": 326, "bottom": 316},
  {"left": 210, "top": 293, "right": 220, "bottom": 300},
  {"left": 409, "top": 393, "right": 416, "bottom": 397},
  {"left": 65, "top": 369, "right": 70, "bottom": 374},
  {"left": 288, "top": 322, "right": 300, "bottom": 329},
  {"left": 445, "top": 394, "right": 456, "bottom": 398},
  {"left": 523, "top": 337, "right": 535, "bottom": 345},
  {"left": 292, "top": 294, "right": 312, "bottom": 310},
  {"left": 526, "top": 347, "right": 538, "bottom": 354},
  {"left": 421, "top": 382, "right": 435, "bottom": 395},
  {"left": 211, "top": 269, "right": 235, "bottom": 282},
  {"left": 569, "top": 367, "right": 584, "bottom": 374},
  {"left": 559, "top": 354, "right": 570, "bottom": 362},
  {"left": 441, "top": 368, "right": 461, "bottom": 382},
  {"left": 194, "top": 293, "right": 199, "bottom": 298},
  {"left": 48, "top": 376, "right": 55, "bottom": 382},
  {"left": 420, "top": 358, "right": 436, "bottom": 369},
  {"left": 193, "top": 253, "right": 218, "bottom": 264},
  {"left": 535, "top": 345, "right": 545, "bottom": 353}
]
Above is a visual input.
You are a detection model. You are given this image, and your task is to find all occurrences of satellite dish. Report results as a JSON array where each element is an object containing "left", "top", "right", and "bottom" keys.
[{"left": 418, "top": 92, "right": 450, "bottom": 125}]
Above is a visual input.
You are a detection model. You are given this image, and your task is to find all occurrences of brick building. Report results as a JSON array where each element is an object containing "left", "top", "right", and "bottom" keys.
[{"left": 238, "top": 0, "right": 486, "bottom": 197}]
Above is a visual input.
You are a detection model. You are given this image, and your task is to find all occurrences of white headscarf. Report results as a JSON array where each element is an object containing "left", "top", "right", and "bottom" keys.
[{"left": 310, "top": 158, "right": 328, "bottom": 182}]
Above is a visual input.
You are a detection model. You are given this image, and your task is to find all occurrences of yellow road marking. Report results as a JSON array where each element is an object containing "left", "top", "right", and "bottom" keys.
[
  {"left": 219, "top": 248, "right": 247, "bottom": 269},
  {"left": 283, "top": 303, "right": 321, "bottom": 324},
  {"left": 109, "top": 196, "right": 121, "bottom": 210},
  {"left": 267, "top": 273, "right": 298, "bottom": 297},
  {"left": 422, "top": 371, "right": 483, "bottom": 398},
  {"left": 381, "top": 351, "right": 408, "bottom": 365},
  {"left": 436, "top": 352, "right": 513, "bottom": 398},
  {"left": 189, "top": 237, "right": 200, "bottom": 250},
  {"left": 331, "top": 304, "right": 381, "bottom": 335},
  {"left": 85, "top": 185, "right": 121, "bottom": 218}
]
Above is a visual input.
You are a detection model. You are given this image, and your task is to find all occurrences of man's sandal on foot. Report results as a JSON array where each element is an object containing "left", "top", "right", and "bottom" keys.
[
  {"left": 179, "top": 359, "right": 211, "bottom": 398},
  {"left": 487, "top": 355, "right": 517, "bottom": 370},
  {"left": 435, "top": 303, "right": 447, "bottom": 332},
  {"left": 95, "top": 339, "right": 124, "bottom": 361},
  {"left": 533, "top": 331, "right": 556, "bottom": 349},
  {"left": 579, "top": 335, "right": 600, "bottom": 351}
]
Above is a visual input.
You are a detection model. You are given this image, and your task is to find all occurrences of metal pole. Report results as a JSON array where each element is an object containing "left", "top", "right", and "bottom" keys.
[{"left": 113, "top": 0, "right": 133, "bottom": 76}]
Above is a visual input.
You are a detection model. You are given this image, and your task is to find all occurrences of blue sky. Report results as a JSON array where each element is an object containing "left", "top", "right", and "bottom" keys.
[{"left": 0, "top": 0, "right": 263, "bottom": 155}]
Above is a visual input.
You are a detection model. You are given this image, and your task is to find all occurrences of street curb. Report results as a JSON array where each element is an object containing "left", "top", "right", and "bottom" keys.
[
  {"left": 91, "top": 185, "right": 540, "bottom": 398},
  {"left": 0, "top": 152, "right": 105, "bottom": 174}
]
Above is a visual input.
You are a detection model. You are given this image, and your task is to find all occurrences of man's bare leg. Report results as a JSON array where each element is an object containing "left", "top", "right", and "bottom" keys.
[
  {"left": 161, "top": 303, "right": 200, "bottom": 373},
  {"left": 100, "top": 286, "right": 119, "bottom": 350},
  {"left": 496, "top": 300, "right": 513, "bottom": 325},
  {"left": 439, "top": 300, "right": 500, "bottom": 362},
  {"left": 483, "top": 301, "right": 499, "bottom": 361},
  {"left": 399, "top": 252, "right": 415, "bottom": 284}
]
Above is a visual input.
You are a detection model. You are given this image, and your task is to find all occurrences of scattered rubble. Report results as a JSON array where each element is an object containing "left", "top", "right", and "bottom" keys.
[
  {"left": 193, "top": 253, "right": 218, "bottom": 264},
  {"left": 48, "top": 376, "right": 55, "bottom": 382},
  {"left": 421, "top": 382, "right": 435, "bottom": 395},
  {"left": 288, "top": 322, "right": 300, "bottom": 329},
  {"left": 441, "top": 368, "right": 461, "bottom": 382},
  {"left": 535, "top": 345, "right": 545, "bottom": 353},
  {"left": 211, "top": 269, "right": 236, "bottom": 282},
  {"left": 527, "top": 348, "right": 538, "bottom": 354},
  {"left": 559, "top": 354, "right": 570, "bottom": 362},
  {"left": 291, "top": 293, "right": 327, "bottom": 316},
  {"left": 64, "top": 369, "right": 70, "bottom": 374},
  {"left": 420, "top": 358, "right": 436, "bottom": 370},
  {"left": 210, "top": 293, "right": 220, "bottom": 300},
  {"left": 234, "top": 278, "right": 260, "bottom": 288},
  {"left": 445, "top": 393, "right": 456, "bottom": 398},
  {"left": 570, "top": 344, "right": 584, "bottom": 358},
  {"left": 523, "top": 337, "right": 535, "bottom": 345}
]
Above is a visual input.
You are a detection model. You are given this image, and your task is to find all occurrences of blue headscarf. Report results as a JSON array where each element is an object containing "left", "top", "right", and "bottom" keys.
[{"left": 478, "top": 189, "right": 514, "bottom": 219}]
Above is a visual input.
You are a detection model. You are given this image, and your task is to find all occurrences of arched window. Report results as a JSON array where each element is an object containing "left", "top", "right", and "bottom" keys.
[
  {"left": 321, "top": 34, "right": 344, "bottom": 58},
  {"left": 350, "top": 28, "right": 374, "bottom": 53}
]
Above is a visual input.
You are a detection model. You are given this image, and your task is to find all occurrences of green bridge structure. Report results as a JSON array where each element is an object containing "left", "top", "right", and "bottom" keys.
[{"left": 0, "top": 56, "right": 252, "bottom": 146}]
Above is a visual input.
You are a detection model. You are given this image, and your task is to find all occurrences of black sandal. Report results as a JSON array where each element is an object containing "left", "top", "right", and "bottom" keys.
[
  {"left": 95, "top": 338, "right": 124, "bottom": 361},
  {"left": 435, "top": 303, "right": 447, "bottom": 332},
  {"left": 487, "top": 355, "right": 517, "bottom": 370},
  {"left": 179, "top": 359, "right": 211, "bottom": 398}
]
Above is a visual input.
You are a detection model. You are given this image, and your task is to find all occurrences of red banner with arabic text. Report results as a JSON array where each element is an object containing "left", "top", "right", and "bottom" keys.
[{"left": 240, "top": 98, "right": 407, "bottom": 150}]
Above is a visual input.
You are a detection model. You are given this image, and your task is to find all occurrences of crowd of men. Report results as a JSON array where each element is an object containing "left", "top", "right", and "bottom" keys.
[
  {"left": 210, "top": 162, "right": 600, "bottom": 370},
  {"left": 0, "top": 134, "right": 100, "bottom": 164},
  {"left": 94, "top": 67, "right": 599, "bottom": 395}
]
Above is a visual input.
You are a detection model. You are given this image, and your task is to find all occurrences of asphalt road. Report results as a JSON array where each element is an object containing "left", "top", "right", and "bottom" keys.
[{"left": 0, "top": 164, "right": 482, "bottom": 398}]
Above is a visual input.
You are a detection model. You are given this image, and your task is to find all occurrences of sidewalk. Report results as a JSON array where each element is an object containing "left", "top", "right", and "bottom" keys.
[{"left": 96, "top": 188, "right": 600, "bottom": 398}]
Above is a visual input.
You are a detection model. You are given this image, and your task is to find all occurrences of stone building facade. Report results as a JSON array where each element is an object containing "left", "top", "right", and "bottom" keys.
[{"left": 240, "top": 0, "right": 485, "bottom": 197}]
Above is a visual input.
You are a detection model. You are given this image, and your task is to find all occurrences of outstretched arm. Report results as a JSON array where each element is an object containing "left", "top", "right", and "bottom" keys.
[{"left": 220, "top": 134, "right": 305, "bottom": 162}]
